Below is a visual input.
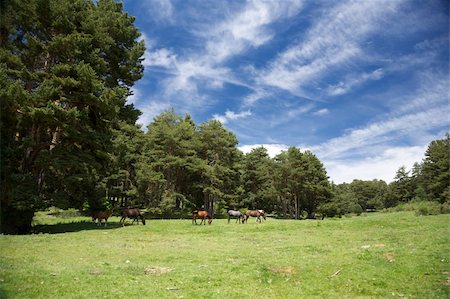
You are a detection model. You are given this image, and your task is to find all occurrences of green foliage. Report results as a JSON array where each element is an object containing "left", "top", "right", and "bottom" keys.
[
  {"left": 0, "top": 0, "right": 144, "bottom": 233},
  {"left": 135, "top": 110, "right": 242, "bottom": 216},
  {"left": 386, "top": 200, "right": 450, "bottom": 216},
  {"left": 318, "top": 185, "right": 363, "bottom": 218},
  {"left": 421, "top": 134, "right": 450, "bottom": 204},
  {"left": 271, "top": 148, "right": 332, "bottom": 219},
  {"left": 241, "top": 147, "right": 275, "bottom": 210},
  {"left": 386, "top": 135, "right": 449, "bottom": 210}
]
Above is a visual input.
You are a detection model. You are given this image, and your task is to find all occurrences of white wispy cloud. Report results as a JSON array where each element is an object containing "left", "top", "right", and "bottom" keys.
[
  {"left": 313, "top": 105, "right": 450, "bottom": 160},
  {"left": 242, "top": 88, "right": 271, "bottom": 107},
  {"left": 313, "top": 108, "right": 329, "bottom": 116},
  {"left": 136, "top": 100, "right": 171, "bottom": 129},
  {"left": 392, "top": 73, "right": 449, "bottom": 115},
  {"left": 327, "top": 68, "right": 384, "bottom": 96},
  {"left": 257, "top": 0, "right": 402, "bottom": 97},
  {"left": 141, "top": 0, "right": 174, "bottom": 23},
  {"left": 205, "top": 0, "right": 303, "bottom": 63},
  {"left": 309, "top": 72, "right": 448, "bottom": 170},
  {"left": 213, "top": 109, "right": 252, "bottom": 124},
  {"left": 143, "top": 48, "right": 178, "bottom": 69},
  {"left": 324, "top": 145, "right": 428, "bottom": 183},
  {"left": 136, "top": 0, "right": 304, "bottom": 124}
]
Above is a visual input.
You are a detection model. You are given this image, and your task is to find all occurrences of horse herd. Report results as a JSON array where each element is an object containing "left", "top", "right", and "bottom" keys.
[{"left": 92, "top": 208, "right": 266, "bottom": 227}]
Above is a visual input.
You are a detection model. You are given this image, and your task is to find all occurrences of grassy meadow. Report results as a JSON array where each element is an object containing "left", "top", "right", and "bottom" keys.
[{"left": 0, "top": 211, "right": 449, "bottom": 298}]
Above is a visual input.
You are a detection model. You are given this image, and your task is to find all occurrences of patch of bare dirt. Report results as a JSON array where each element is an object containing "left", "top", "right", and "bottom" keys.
[
  {"left": 384, "top": 252, "right": 395, "bottom": 263},
  {"left": 144, "top": 266, "right": 173, "bottom": 275},
  {"left": 268, "top": 266, "right": 296, "bottom": 276},
  {"left": 441, "top": 277, "right": 450, "bottom": 286}
]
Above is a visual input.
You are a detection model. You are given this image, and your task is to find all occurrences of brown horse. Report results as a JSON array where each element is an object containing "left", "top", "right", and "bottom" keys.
[
  {"left": 92, "top": 210, "right": 113, "bottom": 227},
  {"left": 244, "top": 210, "right": 266, "bottom": 223},
  {"left": 120, "top": 208, "right": 146, "bottom": 226},
  {"left": 192, "top": 210, "right": 212, "bottom": 225}
]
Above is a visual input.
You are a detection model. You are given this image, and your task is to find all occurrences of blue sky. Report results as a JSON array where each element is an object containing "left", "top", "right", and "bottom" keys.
[{"left": 122, "top": 0, "right": 449, "bottom": 183}]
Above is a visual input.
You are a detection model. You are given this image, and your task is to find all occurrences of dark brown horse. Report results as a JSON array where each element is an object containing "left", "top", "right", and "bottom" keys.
[
  {"left": 92, "top": 210, "right": 113, "bottom": 227},
  {"left": 244, "top": 210, "right": 266, "bottom": 223},
  {"left": 120, "top": 208, "right": 146, "bottom": 226},
  {"left": 192, "top": 210, "right": 212, "bottom": 225}
]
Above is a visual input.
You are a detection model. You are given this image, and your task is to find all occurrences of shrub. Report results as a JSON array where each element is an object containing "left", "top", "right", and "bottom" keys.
[
  {"left": 384, "top": 200, "right": 449, "bottom": 216},
  {"left": 415, "top": 202, "right": 440, "bottom": 216},
  {"left": 440, "top": 202, "right": 450, "bottom": 214}
]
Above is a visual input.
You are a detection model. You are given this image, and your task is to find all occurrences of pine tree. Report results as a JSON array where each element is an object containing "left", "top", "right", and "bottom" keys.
[
  {"left": 0, "top": 0, "right": 145, "bottom": 233},
  {"left": 420, "top": 134, "right": 450, "bottom": 203}
]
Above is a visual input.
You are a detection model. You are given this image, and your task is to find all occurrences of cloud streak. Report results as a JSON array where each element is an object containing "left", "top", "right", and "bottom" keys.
[
  {"left": 213, "top": 109, "right": 252, "bottom": 124},
  {"left": 256, "top": 0, "right": 402, "bottom": 98}
]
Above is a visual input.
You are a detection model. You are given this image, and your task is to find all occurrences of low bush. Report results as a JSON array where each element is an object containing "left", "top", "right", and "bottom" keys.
[{"left": 385, "top": 200, "right": 450, "bottom": 216}]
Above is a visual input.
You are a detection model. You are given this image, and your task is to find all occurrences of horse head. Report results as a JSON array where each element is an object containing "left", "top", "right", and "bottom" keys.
[{"left": 260, "top": 210, "right": 266, "bottom": 220}]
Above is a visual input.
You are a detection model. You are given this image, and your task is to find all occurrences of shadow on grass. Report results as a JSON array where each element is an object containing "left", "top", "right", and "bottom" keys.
[{"left": 32, "top": 221, "right": 123, "bottom": 234}]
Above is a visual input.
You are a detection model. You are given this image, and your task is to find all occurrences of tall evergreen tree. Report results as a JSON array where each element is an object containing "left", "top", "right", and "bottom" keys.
[
  {"left": 139, "top": 110, "right": 197, "bottom": 215},
  {"left": 195, "top": 120, "right": 241, "bottom": 215},
  {"left": 241, "top": 147, "right": 275, "bottom": 212},
  {"left": 273, "top": 148, "right": 331, "bottom": 219},
  {"left": 420, "top": 134, "right": 450, "bottom": 203},
  {"left": 388, "top": 166, "right": 414, "bottom": 206},
  {"left": 0, "top": 0, "right": 145, "bottom": 233}
]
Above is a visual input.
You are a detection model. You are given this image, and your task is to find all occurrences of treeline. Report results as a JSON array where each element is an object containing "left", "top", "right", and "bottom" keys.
[
  {"left": 320, "top": 135, "right": 450, "bottom": 217},
  {"left": 104, "top": 114, "right": 450, "bottom": 221},
  {"left": 103, "top": 109, "right": 332, "bottom": 220}
]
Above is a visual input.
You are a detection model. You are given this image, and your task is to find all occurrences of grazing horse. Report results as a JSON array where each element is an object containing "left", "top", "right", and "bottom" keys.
[
  {"left": 120, "top": 208, "right": 146, "bottom": 226},
  {"left": 227, "top": 210, "right": 245, "bottom": 224},
  {"left": 192, "top": 210, "right": 212, "bottom": 225},
  {"left": 244, "top": 210, "right": 266, "bottom": 223},
  {"left": 92, "top": 210, "right": 113, "bottom": 227}
]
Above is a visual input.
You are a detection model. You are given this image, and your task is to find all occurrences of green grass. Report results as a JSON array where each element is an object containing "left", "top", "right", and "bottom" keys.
[{"left": 1, "top": 212, "right": 449, "bottom": 298}]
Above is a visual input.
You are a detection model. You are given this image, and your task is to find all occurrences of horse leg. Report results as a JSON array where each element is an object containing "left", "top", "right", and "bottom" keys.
[
  {"left": 228, "top": 216, "right": 230, "bottom": 224},
  {"left": 120, "top": 216, "right": 126, "bottom": 227}
]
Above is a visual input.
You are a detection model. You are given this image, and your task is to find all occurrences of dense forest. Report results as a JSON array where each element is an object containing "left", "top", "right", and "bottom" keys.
[{"left": 1, "top": 0, "right": 449, "bottom": 234}]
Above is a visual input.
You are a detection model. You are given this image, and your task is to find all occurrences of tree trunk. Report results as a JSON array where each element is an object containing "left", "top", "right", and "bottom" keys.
[
  {"left": 1, "top": 203, "right": 34, "bottom": 234},
  {"left": 294, "top": 196, "right": 299, "bottom": 220}
]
